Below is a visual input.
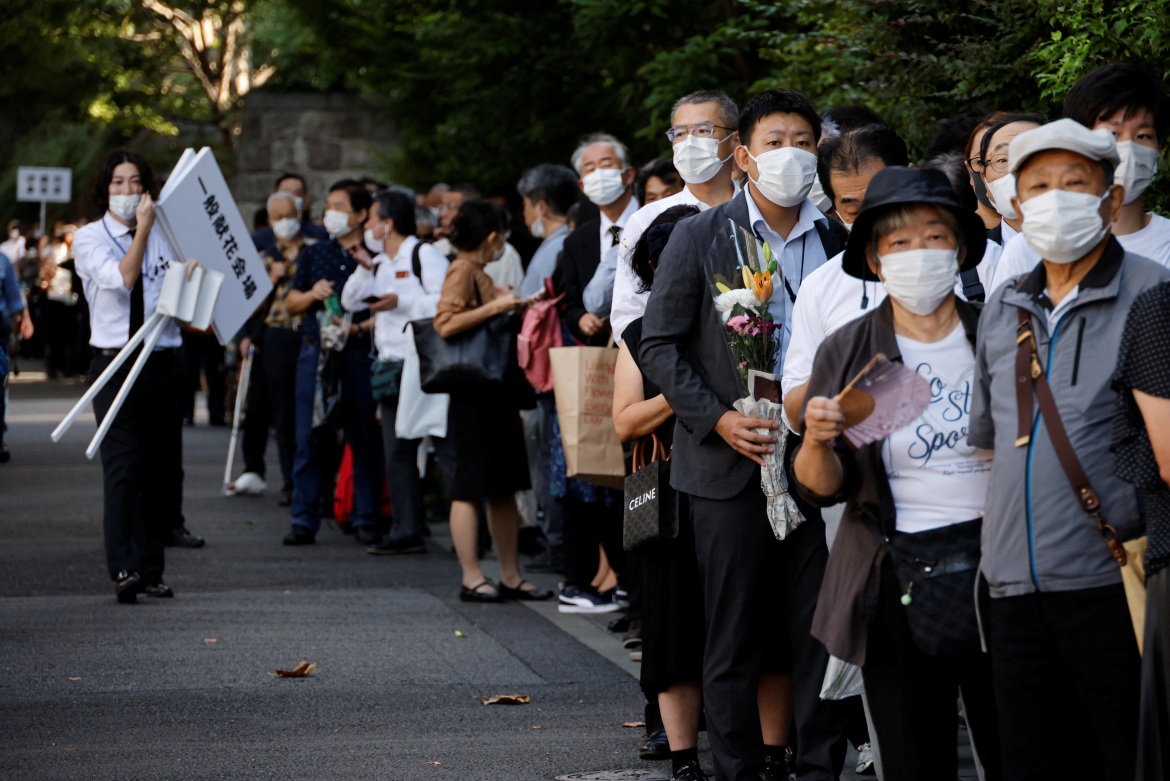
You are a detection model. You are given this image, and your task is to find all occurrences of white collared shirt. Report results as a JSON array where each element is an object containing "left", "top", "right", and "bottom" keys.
[
  {"left": 599, "top": 195, "right": 640, "bottom": 253},
  {"left": 743, "top": 188, "right": 830, "bottom": 374},
  {"left": 340, "top": 235, "right": 449, "bottom": 362},
  {"left": 73, "top": 213, "right": 182, "bottom": 350}
]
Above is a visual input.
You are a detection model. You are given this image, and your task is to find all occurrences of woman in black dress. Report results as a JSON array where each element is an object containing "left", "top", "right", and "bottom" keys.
[
  {"left": 433, "top": 200, "right": 552, "bottom": 604},
  {"left": 1111, "top": 280, "right": 1170, "bottom": 781},
  {"left": 612, "top": 205, "right": 708, "bottom": 781}
]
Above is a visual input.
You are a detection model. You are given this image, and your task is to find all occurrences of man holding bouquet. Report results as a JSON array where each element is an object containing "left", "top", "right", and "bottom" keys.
[{"left": 640, "top": 89, "right": 849, "bottom": 781}]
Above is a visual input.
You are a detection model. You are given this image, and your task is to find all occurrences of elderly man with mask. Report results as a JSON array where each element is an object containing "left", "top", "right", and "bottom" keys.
[
  {"left": 611, "top": 90, "right": 742, "bottom": 343},
  {"left": 970, "top": 119, "right": 1170, "bottom": 781},
  {"left": 251, "top": 172, "right": 328, "bottom": 255},
  {"left": 640, "top": 88, "right": 850, "bottom": 781},
  {"left": 559, "top": 133, "right": 638, "bottom": 344}
]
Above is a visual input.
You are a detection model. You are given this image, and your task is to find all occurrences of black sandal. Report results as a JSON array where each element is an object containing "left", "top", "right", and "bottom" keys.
[
  {"left": 498, "top": 579, "right": 554, "bottom": 602},
  {"left": 459, "top": 580, "right": 504, "bottom": 603}
]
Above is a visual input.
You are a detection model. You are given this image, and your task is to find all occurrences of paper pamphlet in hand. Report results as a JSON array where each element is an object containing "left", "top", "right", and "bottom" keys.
[
  {"left": 156, "top": 147, "right": 272, "bottom": 343},
  {"left": 834, "top": 354, "right": 931, "bottom": 449}
]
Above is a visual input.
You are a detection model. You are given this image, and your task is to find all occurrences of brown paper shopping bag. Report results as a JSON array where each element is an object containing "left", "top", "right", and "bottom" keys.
[{"left": 548, "top": 345, "right": 625, "bottom": 489}]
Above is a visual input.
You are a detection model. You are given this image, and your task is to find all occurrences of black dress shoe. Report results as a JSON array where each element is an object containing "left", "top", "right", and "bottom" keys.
[
  {"left": 278, "top": 487, "right": 293, "bottom": 507},
  {"left": 459, "top": 581, "right": 504, "bottom": 603},
  {"left": 144, "top": 582, "right": 174, "bottom": 598},
  {"left": 498, "top": 579, "right": 554, "bottom": 601},
  {"left": 607, "top": 616, "right": 631, "bottom": 633},
  {"left": 355, "top": 526, "right": 382, "bottom": 545},
  {"left": 0, "top": 441, "right": 10, "bottom": 463},
  {"left": 115, "top": 571, "right": 143, "bottom": 604},
  {"left": 168, "top": 527, "right": 205, "bottom": 548},
  {"left": 282, "top": 526, "right": 315, "bottom": 546},
  {"left": 367, "top": 538, "right": 427, "bottom": 556},
  {"left": 639, "top": 726, "right": 670, "bottom": 760}
]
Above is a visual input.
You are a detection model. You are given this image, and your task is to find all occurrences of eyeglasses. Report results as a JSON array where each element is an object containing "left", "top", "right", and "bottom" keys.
[
  {"left": 666, "top": 122, "right": 735, "bottom": 143},
  {"left": 965, "top": 155, "right": 984, "bottom": 173},
  {"left": 984, "top": 154, "right": 1011, "bottom": 174}
]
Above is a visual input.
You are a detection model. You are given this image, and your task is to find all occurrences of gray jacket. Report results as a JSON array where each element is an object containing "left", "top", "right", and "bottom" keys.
[{"left": 970, "top": 239, "right": 1170, "bottom": 598}]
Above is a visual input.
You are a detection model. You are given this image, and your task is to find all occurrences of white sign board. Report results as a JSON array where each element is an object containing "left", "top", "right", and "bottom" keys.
[
  {"left": 156, "top": 148, "right": 273, "bottom": 344},
  {"left": 17, "top": 167, "right": 72, "bottom": 203}
]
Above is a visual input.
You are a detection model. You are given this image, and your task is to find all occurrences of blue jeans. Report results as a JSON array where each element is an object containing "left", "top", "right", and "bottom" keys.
[
  {"left": 291, "top": 341, "right": 383, "bottom": 532},
  {"left": 0, "top": 344, "right": 8, "bottom": 436}
]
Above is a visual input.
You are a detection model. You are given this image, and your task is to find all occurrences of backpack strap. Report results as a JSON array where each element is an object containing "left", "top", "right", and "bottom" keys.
[
  {"left": 814, "top": 218, "right": 849, "bottom": 260},
  {"left": 960, "top": 268, "right": 985, "bottom": 303}
]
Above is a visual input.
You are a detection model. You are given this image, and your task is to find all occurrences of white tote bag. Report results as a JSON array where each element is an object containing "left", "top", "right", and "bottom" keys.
[{"left": 396, "top": 322, "right": 449, "bottom": 441}]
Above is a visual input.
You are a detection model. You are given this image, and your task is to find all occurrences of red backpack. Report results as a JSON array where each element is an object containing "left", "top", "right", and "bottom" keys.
[{"left": 518, "top": 285, "right": 565, "bottom": 393}]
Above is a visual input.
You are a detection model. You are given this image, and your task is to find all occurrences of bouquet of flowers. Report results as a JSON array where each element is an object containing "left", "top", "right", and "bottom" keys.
[{"left": 708, "top": 219, "right": 805, "bottom": 541}]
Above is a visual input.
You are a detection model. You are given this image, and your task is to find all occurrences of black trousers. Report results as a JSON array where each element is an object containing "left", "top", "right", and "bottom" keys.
[
  {"left": 861, "top": 558, "right": 1002, "bottom": 781},
  {"left": 1139, "top": 566, "right": 1170, "bottom": 781},
  {"left": 690, "top": 482, "right": 847, "bottom": 781},
  {"left": 990, "top": 583, "right": 1140, "bottom": 781},
  {"left": 379, "top": 393, "right": 427, "bottom": 544},
  {"left": 180, "top": 330, "right": 226, "bottom": 424},
  {"left": 262, "top": 327, "right": 300, "bottom": 491},
  {"left": 562, "top": 496, "right": 625, "bottom": 587},
  {"left": 240, "top": 340, "right": 271, "bottom": 479},
  {"left": 90, "top": 349, "right": 183, "bottom": 584}
]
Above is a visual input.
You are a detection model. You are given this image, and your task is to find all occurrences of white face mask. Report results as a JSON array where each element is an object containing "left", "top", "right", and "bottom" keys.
[
  {"left": 8, "top": 229, "right": 19, "bottom": 240},
  {"left": 985, "top": 174, "right": 1018, "bottom": 221},
  {"left": 876, "top": 248, "right": 959, "bottom": 316},
  {"left": 363, "top": 226, "right": 384, "bottom": 252},
  {"left": 324, "top": 209, "right": 356, "bottom": 238},
  {"left": 293, "top": 196, "right": 305, "bottom": 216},
  {"left": 1115, "top": 141, "right": 1159, "bottom": 205},
  {"left": 272, "top": 217, "right": 301, "bottom": 241},
  {"left": 1020, "top": 189, "right": 1111, "bottom": 264},
  {"left": 581, "top": 168, "right": 628, "bottom": 206},
  {"left": 746, "top": 146, "right": 818, "bottom": 208},
  {"left": 672, "top": 134, "right": 732, "bottom": 185},
  {"left": 530, "top": 211, "right": 546, "bottom": 239},
  {"left": 109, "top": 193, "right": 141, "bottom": 222},
  {"left": 808, "top": 174, "right": 833, "bottom": 213}
]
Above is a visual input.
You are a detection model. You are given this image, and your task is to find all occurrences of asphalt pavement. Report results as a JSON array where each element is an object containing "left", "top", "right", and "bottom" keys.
[{"left": 0, "top": 377, "right": 941, "bottom": 781}]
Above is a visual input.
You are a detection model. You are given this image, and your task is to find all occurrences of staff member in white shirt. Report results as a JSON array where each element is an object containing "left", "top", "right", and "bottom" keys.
[
  {"left": 73, "top": 150, "right": 198, "bottom": 603},
  {"left": 342, "top": 190, "right": 449, "bottom": 555}
]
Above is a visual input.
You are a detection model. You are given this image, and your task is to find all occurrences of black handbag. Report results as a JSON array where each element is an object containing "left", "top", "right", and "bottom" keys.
[
  {"left": 370, "top": 358, "right": 404, "bottom": 403},
  {"left": 623, "top": 434, "right": 680, "bottom": 553},
  {"left": 885, "top": 518, "right": 983, "bottom": 657},
  {"left": 411, "top": 312, "right": 516, "bottom": 395}
]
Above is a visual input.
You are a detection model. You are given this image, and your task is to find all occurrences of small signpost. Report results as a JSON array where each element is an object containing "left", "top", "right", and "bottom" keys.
[{"left": 16, "top": 166, "right": 72, "bottom": 232}]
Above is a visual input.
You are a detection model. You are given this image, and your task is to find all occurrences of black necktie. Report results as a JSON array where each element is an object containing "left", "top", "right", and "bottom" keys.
[
  {"left": 128, "top": 229, "right": 144, "bottom": 336},
  {"left": 609, "top": 225, "right": 622, "bottom": 247}
]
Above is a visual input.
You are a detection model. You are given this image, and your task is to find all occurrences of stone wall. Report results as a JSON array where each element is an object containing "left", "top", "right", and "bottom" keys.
[{"left": 232, "top": 91, "right": 397, "bottom": 225}]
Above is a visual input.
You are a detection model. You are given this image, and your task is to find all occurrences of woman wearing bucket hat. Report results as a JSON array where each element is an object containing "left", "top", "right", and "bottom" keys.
[{"left": 791, "top": 166, "right": 1002, "bottom": 781}]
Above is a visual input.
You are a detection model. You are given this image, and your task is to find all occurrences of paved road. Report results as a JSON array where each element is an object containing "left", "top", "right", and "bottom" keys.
[{"left": 0, "top": 378, "right": 948, "bottom": 781}]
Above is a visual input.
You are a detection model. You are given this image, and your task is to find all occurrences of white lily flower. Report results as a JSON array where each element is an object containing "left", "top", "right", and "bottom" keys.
[{"left": 714, "top": 288, "right": 763, "bottom": 322}]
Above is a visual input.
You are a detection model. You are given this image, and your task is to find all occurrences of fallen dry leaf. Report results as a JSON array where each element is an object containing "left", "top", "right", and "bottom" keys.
[
  {"left": 454, "top": 630, "right": 467, "bottom": 638},
  {"left": 622, "top": 721, "right": 646, "bottom": 728},
  {"left": 426, "top": 761, "right": 443, "bottom": 765},
  {"left": 474, "top": 693, "right": 530, "bottom": 705},
  {"left": 203, "top": 638, "right": 217, "bottom": 644},
  {"left": 274, "top": 661, "right": 316, "bottom": 678},
  {"left": 68, "top": 677, "right": 81, "bottom": 681},
  {"left": 531, "top": 725, "right": 542, "bottom": 730}
]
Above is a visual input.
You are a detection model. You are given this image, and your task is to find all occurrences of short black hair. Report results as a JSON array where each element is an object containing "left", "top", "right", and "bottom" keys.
[
  {"left": 926, "top": 107, "right": 991, "bottom": 159},
  {"left": 823, "top": 104, "right": 885, "bottom": 133},
  {"left": 738, "top": 89, "right": 821, "bottom": 147},
  {"left": 374, "top": 190, "right": 417, "bottom": 237},
  {"left": 818, "top": 124, "right": 909, "bottom": 204},
  {"left": 252, "top": 206, "right": 269, "bottom": 232},
  {"left": 635, "top": 159, "right": 682, "bottom": 205},
  {"left": 274, "top": 172, "right": 306, "bottom": 191},
  {"left": 450, "top": 199, "right": 507, "bottom": 252},
  {"left": 328, "top": 178, "right": 373, "bottom": 214},
  {"left": 90, "top": 149, "right": 157, "bottom": 214},
  {"left": 630, "top": 204, "right": 700, "bottom": 294},
  {"left": 516, "top": 164, "right": 579, "bottom": 216},
  {"left": 979, "top": 112, "right": 1047, "bottom": 169},
  {"left": 1063, "top": 62, "right": 1170, "bottom": 145}
]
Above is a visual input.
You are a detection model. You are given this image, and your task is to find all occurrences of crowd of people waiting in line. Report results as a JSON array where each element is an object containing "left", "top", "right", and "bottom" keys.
[{"left": 2, "top": 59, "right": 1169, "bottom": 781}]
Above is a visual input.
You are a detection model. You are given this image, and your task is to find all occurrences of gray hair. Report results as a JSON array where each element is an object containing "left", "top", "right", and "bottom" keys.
[
  {"left": 267, "top": 191, "right": 298, "bottom": 213},
  {"left": 571, "top": 133, "right": 630, "bottom": 174},
  {"left": 670, "top": 90, "right": 739, "bottom": 131},
  {"left": 517, "top": 164, "right": 580, "bottom": 216},
  {"left": 415, "top": 205, "right": 437, "bottom": 229}
]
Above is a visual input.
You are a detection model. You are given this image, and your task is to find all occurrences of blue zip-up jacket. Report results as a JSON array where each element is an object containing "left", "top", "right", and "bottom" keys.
[{"left": 970, "top": 238, "right": 1169, "bottom": 598}]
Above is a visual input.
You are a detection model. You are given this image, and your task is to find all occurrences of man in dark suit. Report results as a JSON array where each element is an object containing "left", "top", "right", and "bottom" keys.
[
  {"left": 560, "top": 133, "right": 639, "bottom": 347},
  {"left": 639, "top": 89, "right": 849, "bottom": 781}
]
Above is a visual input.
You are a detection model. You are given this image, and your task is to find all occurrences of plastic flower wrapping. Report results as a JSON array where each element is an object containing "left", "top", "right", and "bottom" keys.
[{"left": 706, "top": 218, "right": 804, "bottom": 541}]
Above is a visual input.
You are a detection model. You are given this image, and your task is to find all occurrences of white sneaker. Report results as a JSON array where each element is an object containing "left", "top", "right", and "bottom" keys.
[
  {"left": 226, "top": 472, "right": 267, "bottom": 496},
  {"left": 558, "top": 585, "right": 621, "bottom": 614},
  {"left": 855, "top": 742, "right": 875, "bottom": 775}
]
